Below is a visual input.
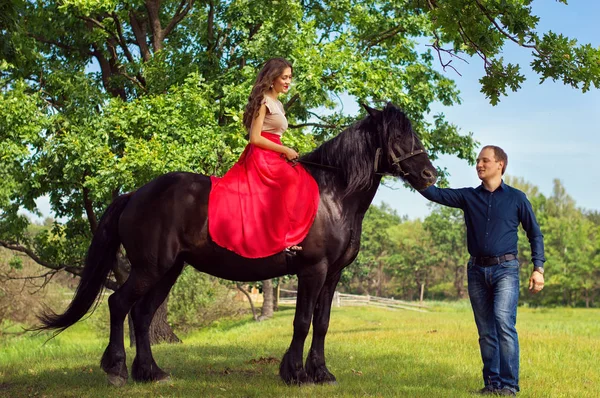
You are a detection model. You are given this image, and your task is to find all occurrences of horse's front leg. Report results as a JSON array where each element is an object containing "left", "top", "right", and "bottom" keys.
[
  {"left": 305, "top": 271, "right": 341, "bottom": 384},
  {"left": 279, "top": 266, "right": 327, "bottom": 385}
]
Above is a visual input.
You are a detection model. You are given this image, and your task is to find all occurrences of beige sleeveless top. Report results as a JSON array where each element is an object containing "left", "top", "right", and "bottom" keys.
[{"left": 261, "top": 96, "right": 288, "bottom": 136}]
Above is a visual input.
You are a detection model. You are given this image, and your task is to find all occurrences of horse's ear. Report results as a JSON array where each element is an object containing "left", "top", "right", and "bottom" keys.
[{"left": 361, "top": 103, "right": 381, "bottom": 119}]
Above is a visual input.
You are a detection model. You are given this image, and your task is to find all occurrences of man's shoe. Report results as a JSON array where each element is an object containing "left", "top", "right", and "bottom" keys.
[
  {"left": 497, "top": 387, "right": 517, "bottom": 396},
  {"left": 477, "top": 385, "right": 497, "bottom": 395}
]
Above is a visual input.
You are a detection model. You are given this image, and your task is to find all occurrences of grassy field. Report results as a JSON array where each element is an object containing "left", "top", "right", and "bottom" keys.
[{"left": 1, "top": 303, "right": 598, "bottom": 397}]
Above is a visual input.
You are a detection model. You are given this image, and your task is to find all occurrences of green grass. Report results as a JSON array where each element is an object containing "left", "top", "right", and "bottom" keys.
[{"left": 1, "top": 304, "right": 599, "bottom": 397}]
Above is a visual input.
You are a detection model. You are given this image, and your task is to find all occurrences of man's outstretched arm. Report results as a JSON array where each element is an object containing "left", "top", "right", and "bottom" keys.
[{"left": 419, "top": 185, "right": 466, "bottom": 209}]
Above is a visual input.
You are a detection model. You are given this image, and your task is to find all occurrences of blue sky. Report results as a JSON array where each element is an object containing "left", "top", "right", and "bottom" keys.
[
  {"left": 31, "top": 1, "right": 599, "bottom": 222},
  {"left": 373, "top": 0, "right": 600, "bottom": 219}
]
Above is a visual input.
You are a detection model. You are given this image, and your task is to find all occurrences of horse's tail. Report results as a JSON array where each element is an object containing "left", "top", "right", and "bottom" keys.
[{"left": 37, "top": 193, "right": 132, "bottom": 333}]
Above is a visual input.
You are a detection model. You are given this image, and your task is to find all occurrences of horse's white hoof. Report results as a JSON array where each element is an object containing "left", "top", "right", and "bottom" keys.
[{"left": 107, "top": 374, "right": 127, "bottom": 387}]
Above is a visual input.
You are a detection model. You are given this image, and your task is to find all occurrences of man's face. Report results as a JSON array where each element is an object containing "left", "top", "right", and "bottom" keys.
[{"left": 476, "top": 148, "right": 503, "bottom": 181}]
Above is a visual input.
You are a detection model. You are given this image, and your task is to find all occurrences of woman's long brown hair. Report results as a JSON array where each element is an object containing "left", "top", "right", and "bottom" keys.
[{"left": 243, "top": 58, "right": 293, "bottom": 131}]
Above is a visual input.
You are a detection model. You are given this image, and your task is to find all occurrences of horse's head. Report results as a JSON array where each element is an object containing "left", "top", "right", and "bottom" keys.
[{"left": 364, "top": 103, "right": 437, "bottom": 190}]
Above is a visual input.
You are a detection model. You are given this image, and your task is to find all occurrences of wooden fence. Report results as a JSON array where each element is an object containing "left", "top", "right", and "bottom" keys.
[{"left": 279, "top": 289, "right": 428, "bottom": 312}]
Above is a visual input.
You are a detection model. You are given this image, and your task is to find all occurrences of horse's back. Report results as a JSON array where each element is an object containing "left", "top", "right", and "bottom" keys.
[
  {"left": 118, "top": 172, "right": 212, "bottom": 266},
  {"left": 122, "top": 171, "right": 211, "bottom": 221}
]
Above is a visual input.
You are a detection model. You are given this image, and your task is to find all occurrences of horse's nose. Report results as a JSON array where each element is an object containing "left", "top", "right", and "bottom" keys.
[{"left": 421, "top": 169, "right": 436, "bottom": 180}]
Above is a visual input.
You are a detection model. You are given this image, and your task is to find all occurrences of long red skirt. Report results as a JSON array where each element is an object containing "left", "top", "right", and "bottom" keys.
[{"left": 209, "top": 132, "right": 320, "bottom": 258}]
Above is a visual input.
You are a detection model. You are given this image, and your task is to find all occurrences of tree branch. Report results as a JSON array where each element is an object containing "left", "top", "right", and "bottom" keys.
[
  {"left": 92, "top": 45, "right": 113, "bottom": 92},
  {"left": 288, "top": 122, "right": 338, "bottom": 129},
  {"left": 145, "top": 0, "right": 163, "bottom": 51},
  {"left": 284, "top": 93, "right": 299, "bottom": 111},
  {"left": 248, "top": 22, "right": 262, "bottom": 41},
  {"left": 78, "top": 15, "right": 113, "bottom": 36},
  {"left": 91, "top": 40, "right": 126, "bottom": 100},
  {"left": 364, "top": 25, "right": 406, "bottom": 52},
  {"left": 424, "top": 0, "right": 544, "bottom": 75},
  {"left": 207, "top": 0, "right": 215, "bottom": 52},
  {"left": 26, "top": 33, "right": 93, "bottom": 55},
  {"left": 2, "top": 267, "right": 63, "bottom": 294},
  {"left": 472, "top": 0, "right": 539, "bottom": 53},
  {"left": 215, "top": 22, "right": 231, "bottom": 59},
  {"left": 81, "top": 14, "right": 146, "bottom": 86},
  {"left": 116, "top": 70, "right": 148, "bottom": 91},
  {"left": 234, "top": 23, "right": 263, "bottom": 69},
  {"left": 111, "top": 12, "right": 136, "bottom": 65},
  {"left": 163, "top": 0, "right": 195, "bottom": 42},
  {"left": 129, "top": 10, "right": 152, "bottom": 62},
  {"left": 457, "top": 21, "right": 492, "bottom": 70},
  {"left": 236, "top": 283, "right": 258, "bottom": 321},
  {"left": 0, "top": 240, "right": 67, "bottom": 271},
  {"left": 424, "top": 0, "right": 438, "bottom": 10},
  {"left": 427, "top": 32, "right": 466, "bottom": 76},
  {"left": 0, "top": 244, "right": 120, "bottom": 292},
  {"left": 307, "top": 110, "right": 344, "bottom": 124},
  {"left": 81, "top": 176, "right": 98, "bottom": 234}
]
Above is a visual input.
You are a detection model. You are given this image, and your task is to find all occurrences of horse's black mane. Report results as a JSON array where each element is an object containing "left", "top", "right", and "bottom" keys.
[{"left": 301, "top": 103, "right": 414, "bottom": 194}]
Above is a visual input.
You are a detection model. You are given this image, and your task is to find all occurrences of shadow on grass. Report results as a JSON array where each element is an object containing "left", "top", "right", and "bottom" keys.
[
  {"left": 199, "top": 316, "right": 260, "bottom": 333},
  {"left": 2, "top": 340, "right": 475, "bottom": 397}
]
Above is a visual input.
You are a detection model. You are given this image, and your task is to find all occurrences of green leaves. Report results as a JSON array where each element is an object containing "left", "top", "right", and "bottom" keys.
[
  {"left": 479, "top": 59, "right": 526, "bottom": 105},
  {"left": 8, "top": 255, "right": 23, "bottom": 270},
  {"left": 422, "top": 0, "right": 599, "bottom": 103},
  {"left": 533, "top": 32, "right": 600, "bottom": 92}
]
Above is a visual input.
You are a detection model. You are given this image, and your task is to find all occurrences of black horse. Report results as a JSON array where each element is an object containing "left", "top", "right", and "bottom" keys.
[{"left": 37, "top": 103, "right": 437, "bottom": 386}]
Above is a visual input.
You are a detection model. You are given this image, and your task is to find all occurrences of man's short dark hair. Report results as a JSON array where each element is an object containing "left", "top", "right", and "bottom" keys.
[{"left": 483, "top": 145, "right": 508, "bottom": 175}]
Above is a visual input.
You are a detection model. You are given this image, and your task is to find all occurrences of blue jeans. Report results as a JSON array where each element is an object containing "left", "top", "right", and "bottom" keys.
[{"left": 467, "top": 259, "right": 520, "bottom": 393}]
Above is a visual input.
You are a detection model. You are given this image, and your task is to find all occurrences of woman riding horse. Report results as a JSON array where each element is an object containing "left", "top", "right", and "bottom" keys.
[
  {"left": 209, "top": 58, "right": 319, "bottom": 258},
  {"left": 36, "top": 63, "right": 438, "bottom": 386}
]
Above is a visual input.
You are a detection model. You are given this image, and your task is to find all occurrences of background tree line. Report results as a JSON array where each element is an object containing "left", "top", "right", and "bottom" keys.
[{"left": 345, "top": 176, "right": 600, "bottom": 308}]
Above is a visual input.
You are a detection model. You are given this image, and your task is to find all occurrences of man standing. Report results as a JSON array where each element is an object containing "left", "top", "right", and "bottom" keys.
[{"left": 419, "top": 145, "right": 545, "bottom": 396}]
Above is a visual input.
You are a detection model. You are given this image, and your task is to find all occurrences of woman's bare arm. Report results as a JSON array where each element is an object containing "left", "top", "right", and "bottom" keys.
[{"left": 249, "top": 103, "right": 298, "bottom": 160}]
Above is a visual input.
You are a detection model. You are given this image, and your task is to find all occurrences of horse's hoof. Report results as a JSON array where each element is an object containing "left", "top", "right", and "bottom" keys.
[
  {"left": 312, "top": 377, "right": 337, "bottom": 385},
  {"left": 107, "top": 374, "right": 127, "bottom": 387},
  {"left": 155, "top": 375, "right": 172, "bottom": 384},
  {"left": 293, "top": 370, "right": 312, "bottom": 386}
]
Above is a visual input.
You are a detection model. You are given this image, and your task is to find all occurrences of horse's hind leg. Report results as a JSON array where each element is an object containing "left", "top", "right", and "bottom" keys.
[
  {"left": 305, "top": 271, "right": 342, "bottom": 384},
  {"left": 130, "top": 261, "right": 184, "bottom": 382},
  {"left": 101, "top": 271, "right": 151, "bottom": 387}
]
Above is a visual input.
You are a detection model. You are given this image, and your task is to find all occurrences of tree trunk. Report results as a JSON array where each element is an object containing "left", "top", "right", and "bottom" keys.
[
  {"left": 149, "top": 296, "right": 181, "bottom": 344},
  {"left": 236, "top": 283, "right": 258, "bottom": 320},
  {"left": 455, "top": 264, "right": 466, "bottom": 299},
  {"left": 585, "top": 289, "right": 590, "bottom": 308},
  {"left": 273, "top": 281, "right": 280, "bottom": 312},
  {"left": 419, "top": 281, "right": 425, "bottom": 304},
  {"left": 377, "top": 259, "right": 384, "bottom": 297},
  {"left": 258, "top": 279, "right": 274, "bottom": 321}
]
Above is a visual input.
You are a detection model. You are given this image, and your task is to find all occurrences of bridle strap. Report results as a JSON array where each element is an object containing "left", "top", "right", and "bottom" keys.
[
  {"left": 386, "top": 134, "right": 427, "bottom": 176},
  {"left": 374, "top": 148, "right": 382, "bottom": 172},
  {"left": 391, "top": 144, "right": 426, "bottom": 164},
  {"left": 295, "top": 158, "right": 340, "bottom": 170}
]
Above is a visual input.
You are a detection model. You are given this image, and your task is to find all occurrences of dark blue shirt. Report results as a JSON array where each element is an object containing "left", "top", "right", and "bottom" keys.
[{"left": 420, "top": 181, "right": 545, "bottom": 268}]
